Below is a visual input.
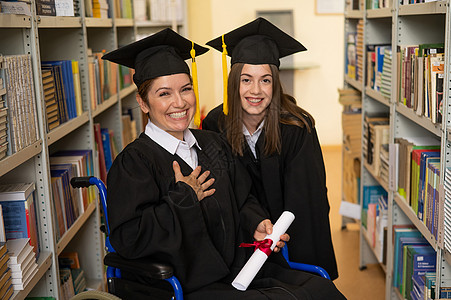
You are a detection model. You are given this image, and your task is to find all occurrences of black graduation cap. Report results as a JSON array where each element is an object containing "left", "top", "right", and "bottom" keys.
[
  {"left": 206, "top": 17, "right": 307, "bottom": 68},
  {"left": 102, "top": 28, "right": 209, "bottom": 88}
]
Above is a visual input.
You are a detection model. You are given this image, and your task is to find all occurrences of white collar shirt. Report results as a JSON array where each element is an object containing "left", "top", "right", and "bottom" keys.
[
  {"left": 243, "top": 120, "right": 265, "bottom": 159},
  {"left": 144, "top": 120, "right": 201, "bottom": 170}
]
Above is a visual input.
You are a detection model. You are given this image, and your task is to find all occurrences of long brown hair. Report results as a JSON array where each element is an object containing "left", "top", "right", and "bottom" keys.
[{"left": 224, "top": 63, "right": 314, "bottom": 156}]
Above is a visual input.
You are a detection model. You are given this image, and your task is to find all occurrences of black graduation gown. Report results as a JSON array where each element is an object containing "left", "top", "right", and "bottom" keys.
[
  {"left": 202, "top": 105, "right": 339, "bottom": 281},
  {"left": 107, "top": 130, "right": 345, "bottom": 299}
]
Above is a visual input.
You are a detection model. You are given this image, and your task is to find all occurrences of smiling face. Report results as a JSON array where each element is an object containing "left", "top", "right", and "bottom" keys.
[
  {"left": 239, "top": 64, "right": 273, "bottom": 124},
  {"left": 137, "top": 73, "right": 195, "bottom": 140}
]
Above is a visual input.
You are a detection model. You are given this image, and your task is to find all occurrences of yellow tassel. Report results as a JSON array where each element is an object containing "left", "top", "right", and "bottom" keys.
[
  {"left": 191, "top": 41, "right": 201, "bottom": 128},
  {"left": 221, "top": 35, "right": 228, "bottom": 115}
]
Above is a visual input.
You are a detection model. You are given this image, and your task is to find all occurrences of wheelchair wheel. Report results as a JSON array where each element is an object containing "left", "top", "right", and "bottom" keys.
[{"left": 70, "top": 290, "right": 122, "bottom": 300}]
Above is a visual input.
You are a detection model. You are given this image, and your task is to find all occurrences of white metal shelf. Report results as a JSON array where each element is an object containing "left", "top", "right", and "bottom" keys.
[
  {"left": 85, "top": 17, "right": 113, "bottom": 28},
  {"left": 395, "top": 103, "right": 442, "bottom": 137},
  {"left": 0, "top": 140, "right": 42, "bottom": 178},
  {"left": 366, "top": 7, "right": 393, "bottom": 18},
  {"left": 361, "top": 226, "right": 387, "bottom": 272},
  {"left": 394, "top": 193, "right": 437, "bottom": 250},
  {"left": 92, "top": 94, "right": 119, "bottom": 118},
  {"left": 398, "top": 1, "right": 447, "bottom": 15},
  {"left": 365, "top": 87, "right": 390, "bottom": 107},
  {"left": 11, "top": 251, "right": 52, "bottom": 300},
  {"left": 47, "top": 112, "right": 90, "bottom": 146},
  {"left": 364, "top": 161, "right": 390, "bottom": 192},
  {"left": 0, "top": 14, "right": 31, "bottom": 28},
  {"left": 56, "top": 202, "right": 96, "bottom": 255},
  {"left": 37, "top": 16, "right": 82, "bottom": 28}
]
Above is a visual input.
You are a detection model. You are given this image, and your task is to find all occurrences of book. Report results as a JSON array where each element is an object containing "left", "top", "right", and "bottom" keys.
[
  {"left": 59, "top": 251, "right": 80, "bottom": 269},
  {"left": 6, "top": 238, "right": 32, "bottom": 265},
  {"left": 71, "top": 60, "right": 83, "bottom": 117},
  {"left": 0, "top": 183, "right": 40, "bottom": 257},
  {"left": 94, "top": 123, "right": 107, "bottom": 183},
  {"left": 393, "top": 227, "right": 423, "bottom": 288},
  {"left": 403, "top": 245, "right": 436, "bottom": 298}
]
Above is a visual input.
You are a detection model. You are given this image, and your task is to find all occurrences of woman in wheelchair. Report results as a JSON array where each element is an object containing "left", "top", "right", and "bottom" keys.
[{"left": 102, "top": 29, "right": 345, "bottom": 300}]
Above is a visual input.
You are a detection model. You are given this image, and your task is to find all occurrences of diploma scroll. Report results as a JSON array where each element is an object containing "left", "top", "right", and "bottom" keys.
[{"left": 232, "top": 211, "right": 295, "bottom": 291}]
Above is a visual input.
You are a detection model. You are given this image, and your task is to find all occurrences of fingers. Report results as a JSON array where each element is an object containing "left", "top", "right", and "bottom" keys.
[
  {"left": 202, "top": 188, "right": 216, "bottom": 198},
  {"left": 172, "top": 161, "right": 182, "bottom": 182},
  {"left": 264, "top": 220, "right": 273, "bottom": 235},
  {"left": 201, "top": 177, "right": 215, "bottom": 191},
  {"left": 279, "top": 233, "right": 290, "bottom": 242},
  {"left": 191, "top": 165, "right": 202, "bottom": 178},
  {"left": 197, "top": 170, "right": 211, "bottom": 183}
]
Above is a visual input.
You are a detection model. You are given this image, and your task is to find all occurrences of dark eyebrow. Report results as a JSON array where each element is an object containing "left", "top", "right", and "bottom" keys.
[
  {"left": 240, "top": 73, "right": 272, "bottom": 78},
  {"left": 155, "top": 86, "right": 171, "bottom": 93}
]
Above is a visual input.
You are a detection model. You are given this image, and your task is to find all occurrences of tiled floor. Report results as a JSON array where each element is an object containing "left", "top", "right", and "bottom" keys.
[{"left": 322, "top": 146, "right": 386, "bottom": 300}]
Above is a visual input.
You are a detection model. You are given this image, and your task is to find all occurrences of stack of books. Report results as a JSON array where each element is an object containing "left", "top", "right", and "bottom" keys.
[
  {"left": 0, "top": 242, "right": 13, "bottom": 299},
  {"left": 6, "top": 238, "right": 38, "bottom": 291}
]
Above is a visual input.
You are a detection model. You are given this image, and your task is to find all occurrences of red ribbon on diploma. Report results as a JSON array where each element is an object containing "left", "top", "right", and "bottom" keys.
[{"left": 239, "top": 239, "right": 273, "bottom": 256}]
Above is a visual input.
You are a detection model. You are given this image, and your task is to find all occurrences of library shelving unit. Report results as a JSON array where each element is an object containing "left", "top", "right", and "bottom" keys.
[
  {"left": 0, "top": 0, "right": 186, "bottom": 299},
  {"left": 343, "top": 0, "right": 451, "bottom": 299}
]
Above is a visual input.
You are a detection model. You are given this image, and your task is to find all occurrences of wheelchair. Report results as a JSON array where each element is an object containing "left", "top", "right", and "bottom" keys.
[{"left": 69, "top": 176, "right": 330, "bottom": 300}]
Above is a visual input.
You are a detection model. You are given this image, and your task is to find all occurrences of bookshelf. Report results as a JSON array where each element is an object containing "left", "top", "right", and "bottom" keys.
[
  {"left": 343, "top": 0, "right": 451, "bottom": 299},
  {"left": 0, "top": 0, "right": 187, "bottom": 299}
]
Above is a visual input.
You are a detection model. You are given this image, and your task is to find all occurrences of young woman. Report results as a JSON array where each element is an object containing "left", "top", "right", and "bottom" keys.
[
  {"left": 202, "top": 17, "right": 339, "bottom": 280},
  {"left": 103, "top": 28, "right": 345, "bottom": 299}
]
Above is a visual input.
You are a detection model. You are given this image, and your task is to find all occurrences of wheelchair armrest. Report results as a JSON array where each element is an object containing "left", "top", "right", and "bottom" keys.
[{"left": 104, "top": 252, "right": 174, "bottom": 280}]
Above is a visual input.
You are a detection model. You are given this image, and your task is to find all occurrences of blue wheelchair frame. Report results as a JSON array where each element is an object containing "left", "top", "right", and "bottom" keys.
[{"left": 71, "top": 176, "right": 329, "bottom": 300}]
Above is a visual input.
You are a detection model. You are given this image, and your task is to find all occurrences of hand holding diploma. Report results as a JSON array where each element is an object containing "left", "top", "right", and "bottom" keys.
[{"left": 232, "top": 211, "right": 295, "bottom": 291}]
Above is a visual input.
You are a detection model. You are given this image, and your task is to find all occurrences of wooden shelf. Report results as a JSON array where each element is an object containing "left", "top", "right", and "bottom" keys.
[
  {"left": 47, "top": 112, "right": 90, "bottom": 146},
  {"left": 92, "top": 94, "right": 119, "bottom": 118},
  {"left": 38, "top": 16, "right": 82, "bottom": 28},
  {"left": 0, "top": 14, "right": 31, "bottom": 28},
  {"left": 115, "top": 18, "right": 134, "bottom": 27},
  {"left": 119, "top": 84, "right": 137, "bottom": 99},
  {"left": 345, "top": 10, "right": 364, "bottom": 19},
  {"left": 56, "top": 202, "right": 96, "bottom": 255},
  {"left": 0, "top": 140, "right": 42, "bottom": 178},
  {"left": 85, "top": 17, "right": 113, "bottom": 28},
  {"left": 366, "top": 7, "right": 393, "bottom": 18}
]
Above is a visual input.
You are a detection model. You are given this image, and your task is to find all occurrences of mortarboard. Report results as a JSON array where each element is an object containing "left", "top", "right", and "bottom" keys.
[
  {"left": 206, "top": 17, "right": 307, "bottom": 114},
  {"left": 102, "top": 28, "right": 209, "bottom": 126}
]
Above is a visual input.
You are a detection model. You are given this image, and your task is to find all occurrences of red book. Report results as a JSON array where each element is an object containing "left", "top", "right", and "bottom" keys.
[{"left": 94, "top": 123, "right": 107, "bottom": 183}]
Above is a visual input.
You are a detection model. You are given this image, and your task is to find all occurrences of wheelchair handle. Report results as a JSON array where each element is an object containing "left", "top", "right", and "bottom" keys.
[{"left": 70, "top": 176, "right": 94, "bottom": 188}]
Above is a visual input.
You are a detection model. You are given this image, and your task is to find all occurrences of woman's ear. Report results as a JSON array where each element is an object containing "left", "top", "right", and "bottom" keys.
[{"left": 136, "top": 94, "right": 150, "bottom": 114}]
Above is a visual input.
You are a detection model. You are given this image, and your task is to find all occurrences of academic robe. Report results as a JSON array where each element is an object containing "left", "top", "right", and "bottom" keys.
[
  {"left": 107, "top": 130, "right": 345, "bottom": 299},
  {"left": 202, "top": 105, "right": 339, "bottom": 281}
]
